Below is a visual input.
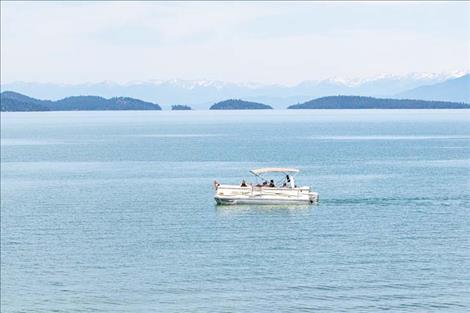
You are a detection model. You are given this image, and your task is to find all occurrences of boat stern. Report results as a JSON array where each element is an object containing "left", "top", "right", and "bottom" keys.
[{"left": 308, "top": 191, "right": 319, "bottom": 203}]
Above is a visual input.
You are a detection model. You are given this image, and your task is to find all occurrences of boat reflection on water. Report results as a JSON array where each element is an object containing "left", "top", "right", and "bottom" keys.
[{"left": 215, "top": 203, "right": 316, "bottom": 216}]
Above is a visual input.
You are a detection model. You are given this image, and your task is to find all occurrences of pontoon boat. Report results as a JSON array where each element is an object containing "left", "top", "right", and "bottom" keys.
[{"left": 213, "top": 168, "right": 318, "bottom": 205}]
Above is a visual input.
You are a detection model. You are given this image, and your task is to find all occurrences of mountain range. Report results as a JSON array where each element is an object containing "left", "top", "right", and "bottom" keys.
[
  {"left": 2, "top": 72, "right": 468, "bottom": 109},
  {"left": 395, "top": 74, "right": 470, "bottom": 103}
]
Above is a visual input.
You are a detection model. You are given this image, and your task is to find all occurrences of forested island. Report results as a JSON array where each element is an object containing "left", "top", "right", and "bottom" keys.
[
  {"left": 210, "top": 99, "right": 273, "bottom": 110},
  {"left": 2, "top": 92, "right": 469, "bottom": 112},
  {"left": 288, "top": 96, "right": 470, "bottom": 109},
  {"left": 171, "top": 105, "right": 192, "bottom": 110},
  {"left": 1, "top": 91, "right": 161, "bottom": 111}
]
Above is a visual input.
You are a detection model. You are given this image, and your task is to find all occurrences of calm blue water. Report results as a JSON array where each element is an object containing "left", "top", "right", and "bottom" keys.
[{"left": 1, "top": 110, "right": 470, "bottom": 312}]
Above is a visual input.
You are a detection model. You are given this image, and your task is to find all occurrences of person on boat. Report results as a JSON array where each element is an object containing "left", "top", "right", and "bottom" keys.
[
  {"left": 269, "top": 179, "right": 275, "bottom": 187},
  {"left": 284, "top": 175, "right": 291, "bottom": 188},
  {"left": 290, "top": 176, "right": 296, "bottom": 188},
  {"left": 262, "top": 181, "right": 268, "bottom": 186},
  {"left": 240, "top": 180, "right": 247, "bottom": 187}
]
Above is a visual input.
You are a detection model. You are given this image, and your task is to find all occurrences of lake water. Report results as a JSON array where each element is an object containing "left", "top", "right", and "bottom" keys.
[{"left": 1, "top": 110, "right": 470, "bottom": 312}]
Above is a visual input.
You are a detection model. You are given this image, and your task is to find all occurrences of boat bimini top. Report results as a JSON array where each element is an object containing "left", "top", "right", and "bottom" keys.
[{"left": 249, "top": 167, "right": 300, "bottom": 176}]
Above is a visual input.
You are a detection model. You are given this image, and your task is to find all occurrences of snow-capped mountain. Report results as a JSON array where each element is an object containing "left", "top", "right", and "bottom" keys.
[
  {"left": 2, "top": 71, "right": 468, "bottom": 109},
  {"left": 396, "top": 74, "right": 470, "bottom": 103}
]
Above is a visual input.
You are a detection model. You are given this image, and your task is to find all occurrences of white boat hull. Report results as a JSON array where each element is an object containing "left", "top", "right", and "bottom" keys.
[
  {"left": 214, "top": 185, "right": 318, "bottom": 205},
  {"left": 215, "top": 196, "right": 317, "bottom": 205}
]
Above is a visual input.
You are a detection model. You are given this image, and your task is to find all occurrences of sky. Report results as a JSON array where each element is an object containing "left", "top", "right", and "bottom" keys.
[{"left": 1, "top": 1, "right": 469, "bottom": 85}]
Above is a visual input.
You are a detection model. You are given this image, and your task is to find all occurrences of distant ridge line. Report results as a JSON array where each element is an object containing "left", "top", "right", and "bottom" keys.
[
  {"left": 1, "top": 91, "right": 469, "bottom": 111},
  {"left": 1, "top": 91, "right": 161, "bottom": 111},
  {"left": 210, "top": 99, "right": 273, "bottom": 110},
  {"left": 288, "top": 95, "right": 469, "bottom": 109}
]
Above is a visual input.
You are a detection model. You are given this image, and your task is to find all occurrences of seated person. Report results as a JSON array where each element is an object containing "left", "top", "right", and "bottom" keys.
[
  {"left": 290, "top": 177, "right": 296, "bottom": 189},
  {"left": 269, "top": 179, "right": 275, "bottom": 187},
  {"left": 262, "top": 181, "right": 268, "bottom": 186},
  {"left": 240, "top": 180, "right": 247, "bottom": 187}
]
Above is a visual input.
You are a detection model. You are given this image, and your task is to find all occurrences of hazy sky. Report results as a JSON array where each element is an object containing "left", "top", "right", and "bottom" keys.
[{"left": 1, "top": 1, "right": 469, "bottom": 85}]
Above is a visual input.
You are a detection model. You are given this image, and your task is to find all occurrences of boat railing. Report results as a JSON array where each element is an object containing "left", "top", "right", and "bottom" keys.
[{"left": 217, "top": 184, "right": 309, "bottom": 192}]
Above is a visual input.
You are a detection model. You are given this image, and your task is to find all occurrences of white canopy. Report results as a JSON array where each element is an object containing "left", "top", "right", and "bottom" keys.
[{"left": 250, "top": 167, "right": 300, "bottom": 175}]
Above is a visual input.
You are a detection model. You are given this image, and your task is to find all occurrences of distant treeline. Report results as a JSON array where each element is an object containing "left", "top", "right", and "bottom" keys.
[
  {"left": 210, "top": 99, "right": 273, "bottom": 110},
  {"left": 1, "top": 91, "right": 161, "bottom": 111},
  {"left": 171, "top": 105, "right": 192, "bottom": 110},
  {"left": 288, "top": 95, "right": 470, "bottom": 109},
  {"left": 1, "top": 91, "right": 469, "bottom": 112}
]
